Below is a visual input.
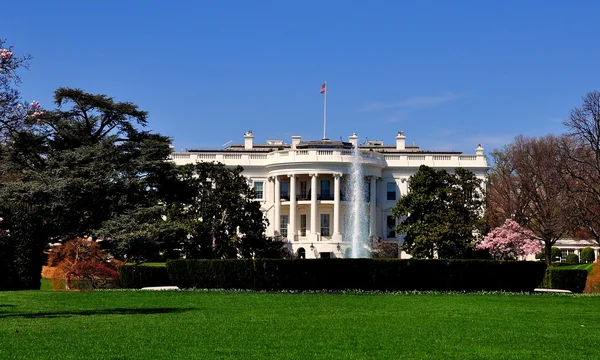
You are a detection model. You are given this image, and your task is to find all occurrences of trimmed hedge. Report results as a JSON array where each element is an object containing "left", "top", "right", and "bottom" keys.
[
  {"left": 581, "top": 247, "right": 595, "bottom": 263},
  {"left": 566, "top": 254, "right": 579, "bottom": 265},
  {"left": 118, "top": 265, "right": 172, "bottom": 289},
  {"left": 543, "top": 268, "right": 588, "bottom": 293},
  {"left": 165, "top": 259, "right": 547, "bottom": 292}
]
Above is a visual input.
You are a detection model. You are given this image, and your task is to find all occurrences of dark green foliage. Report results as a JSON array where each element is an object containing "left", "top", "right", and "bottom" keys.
[
  {"left": 105, "top": 161, "right": 284, "bottom": 261},
  {"left": 0, "top": 86, "right": 173, "bottom": 289},
  {"left": 543, "top": 268, "right": 588, "bottom": 293},
  {"left": 164, "top": 259, "right": 546, "bottom": 292},
  {"left": 99, "top": 206, "right": 190, "bottom": 264},
  {"left": 393, "top": 165, "right": 485, "bottom": 259},
  {"left": 462, "top": 248, "right": 493, "bottom": 260},
  {"left": 566, "top": 253, "right": 579, "bottom": 264},
  {"left": 0, "top": 201, "right": 48, "bottom": 290},
  {"left": 552, "top": 247, "right": 562, "bottom": 262},
  {"left": 581, "top": 247, "right": 595, "bottom": 263},
  {"left": 537, "top": 247, "right": 562, "bottom": 262},
  {"left": 172, "top": 162, "right": 272, "bottom": 259},
  {"left": 118, "top": 265, "right": 172, "bottom": 289}
]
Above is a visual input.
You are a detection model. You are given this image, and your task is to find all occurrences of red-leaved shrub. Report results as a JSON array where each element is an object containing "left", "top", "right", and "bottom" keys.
[{"left": 584, "top": 261, "right": 600, "bottom": 293}]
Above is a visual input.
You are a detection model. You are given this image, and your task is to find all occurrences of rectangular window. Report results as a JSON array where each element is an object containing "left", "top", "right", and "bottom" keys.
[
  {"left": 300, "top": 181, "right": 308, "bottom": 199},
  {"left": 280, "top": 182, "right": 289, "bottom": 200},
  {"left": 321, "top": 180, "right": 331, "bottom": 199},
  {"left": 280, "top": 215, "right": 288, "bottom": 238},
  {"left": 387, "top": 182, "right": 396, "bottom": 201},
  {"left": 300, "top": 214, "right": 307, "bottom": 237},
  {"left": 253, "top": 182, "right": 264, "bottom": 199},
  {"left": 321, "top": 214, "right": 330, "bottom": 237},
  {"left": 365, "top": 181, "right": 371, "bottom": 202},
  {"left": 386, "top": 215, "right": 396, "bottom": 238}
]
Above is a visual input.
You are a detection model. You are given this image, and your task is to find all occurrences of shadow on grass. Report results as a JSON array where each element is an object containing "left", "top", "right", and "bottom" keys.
[{"left": 0, "top": 307, "right": 195, "bottom": 319}]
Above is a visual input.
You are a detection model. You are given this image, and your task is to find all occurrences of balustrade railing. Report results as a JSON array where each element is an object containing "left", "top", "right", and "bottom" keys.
[{"left": 170, "top": 149, "right": 484, "bottom": 167}]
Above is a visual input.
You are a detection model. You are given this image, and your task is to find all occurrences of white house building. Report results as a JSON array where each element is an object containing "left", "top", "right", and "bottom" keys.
[{"left": 170, "top": 131, "right": 489, "bottom": 259}]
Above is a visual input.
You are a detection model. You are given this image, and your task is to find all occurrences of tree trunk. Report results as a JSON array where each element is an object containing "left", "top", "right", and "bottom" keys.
[
  {"left": 65, "top": 273, "right": 71, "bottom": 290},
  {"left": 544, "top": 242, "right": 552, "bottom": 266}
]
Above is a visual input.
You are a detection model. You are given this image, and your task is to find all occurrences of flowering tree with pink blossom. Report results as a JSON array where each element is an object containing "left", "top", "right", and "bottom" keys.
[
  {"left": 476, "top": 219, "right": 542, "bottom": 260},
  {"left": 0, "top": 39, "right": 43, "bottom": 138}
]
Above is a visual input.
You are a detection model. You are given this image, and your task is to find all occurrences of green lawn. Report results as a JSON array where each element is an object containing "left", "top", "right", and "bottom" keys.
[
  {"left": 1, "top": 290, "right": 599, "bottom": 359},
  {"left": 558, "top": 263, "right": 594, "bottom": 272},
  {"left": 137, "top": 262, "right": 167, "bottom": 267}
]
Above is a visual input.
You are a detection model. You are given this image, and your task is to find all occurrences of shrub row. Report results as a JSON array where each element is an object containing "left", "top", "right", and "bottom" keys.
[
  {"left": 118, "top": 265, "right": 172, "bottom": 289},
  {"left": 157, "top": 259, "right": 546, "bottom": 292},
  {"left": 543, "top": 268, "right": 588, "bottom": 293}
]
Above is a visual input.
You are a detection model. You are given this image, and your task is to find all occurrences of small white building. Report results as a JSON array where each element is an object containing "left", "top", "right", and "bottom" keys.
[
  {"left": 170, "top": 131, "right": 488, "bottom": 258},
  {"left": 524, "top": 239, "right": 599, "bottom": 262}
]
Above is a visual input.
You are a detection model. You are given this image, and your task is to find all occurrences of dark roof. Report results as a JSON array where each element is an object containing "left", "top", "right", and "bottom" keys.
[{"left": 296, "top": 140, "right": 354, "bottom": 149}]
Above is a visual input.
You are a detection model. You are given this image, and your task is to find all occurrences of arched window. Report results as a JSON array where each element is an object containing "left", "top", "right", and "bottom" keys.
[{"left": 297, "top": 247, "right": 306, "bottom": 259}]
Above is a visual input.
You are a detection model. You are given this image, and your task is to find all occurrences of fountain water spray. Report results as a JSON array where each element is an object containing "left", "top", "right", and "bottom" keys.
[{"left": 345, "top": 145, "right": 370, "bottom": 258}]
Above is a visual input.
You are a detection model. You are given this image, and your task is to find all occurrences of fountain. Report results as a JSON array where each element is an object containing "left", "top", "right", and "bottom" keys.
[{"left": 344, "top": 144, "right": 370, "bottom": 258}]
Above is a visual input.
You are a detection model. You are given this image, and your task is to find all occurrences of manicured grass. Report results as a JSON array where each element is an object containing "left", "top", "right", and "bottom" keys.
[
  {"left": 138, "top": 262, "right": 167, "bottom": 267},
  {"left": 39, "top": 278, "right": 53, "bottom": 291},
  {"left": 558, "top": 263, "right": 594, "bottom": 273},
  {"left": 1, "top": 290, "right": 599, "bottom": 359}
]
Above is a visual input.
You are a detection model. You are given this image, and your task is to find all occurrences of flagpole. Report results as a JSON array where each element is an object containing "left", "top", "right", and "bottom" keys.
[{"left": 323, "top": 79, "right": 327, "bottom": 140}]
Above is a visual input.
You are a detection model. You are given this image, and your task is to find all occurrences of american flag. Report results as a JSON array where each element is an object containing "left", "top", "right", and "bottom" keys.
[{"left": 320, "top": 83, "right": 326, "bottom": 94}]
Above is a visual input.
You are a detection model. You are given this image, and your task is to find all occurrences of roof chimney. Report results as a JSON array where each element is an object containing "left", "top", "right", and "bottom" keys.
[
  {"left": 348, "top": 133, "right": 359, "bottom": 148},
  {"left": 291, "top": 135, "right": 301, "bottom": 149},
  {"left": 244, "top": 130, "right": 254, "bottom": 150},
  {"left": 475, "top": 144, "right": 484, "bottom": 156},
  {"left": 395, "top": 131, "right": 406, "bottom": 150}
]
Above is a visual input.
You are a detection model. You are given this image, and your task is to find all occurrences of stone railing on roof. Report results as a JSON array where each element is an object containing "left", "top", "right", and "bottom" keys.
[{"left": 169, "top": 149, "right": 486, "bottom": 168}]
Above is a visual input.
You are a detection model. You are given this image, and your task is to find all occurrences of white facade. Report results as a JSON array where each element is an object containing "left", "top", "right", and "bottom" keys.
[
  {"left": 170, "top": 131, "right": 488, "bottom": 258},
  {"left": 524, "top": 239, "right": 600, "bottom": 262}
]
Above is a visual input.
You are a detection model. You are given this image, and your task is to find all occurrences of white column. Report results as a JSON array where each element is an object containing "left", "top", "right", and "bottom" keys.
[
  {"left": 369, "top": 176, "right": 377, "bottom": 237},
  {"left": 274, "top": 175, "right": 280, "bottom": 237},
  {"left": 310, "top": 173, "right": 318, "bottom": 241},
  {"left": 332, "top": 173, "right": 342, "bottom": 241},
  {"left": 289, "top": 174, "right": 296, "bottom": 241}
]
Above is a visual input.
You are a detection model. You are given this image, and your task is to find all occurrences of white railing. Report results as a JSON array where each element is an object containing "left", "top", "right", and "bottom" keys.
[
  {"left": 171, "top": 153, "right": 191, "bottom": 159},
  {"left": 249, "top": 154, "right": 267, "bottom": 159},
  {"left": 223, "top": 154, "right": 241, "bottom": 159},
  {"left": 197, "top": 154, "right": 216, "bottom": 160},
  {"left": 169, "top": 150, "right": 486, "bottom": 168}
]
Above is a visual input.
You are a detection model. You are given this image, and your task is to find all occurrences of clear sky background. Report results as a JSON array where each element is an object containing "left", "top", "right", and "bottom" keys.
[{"left": 2, "top": 0, "right": 599, "bottom": 154}]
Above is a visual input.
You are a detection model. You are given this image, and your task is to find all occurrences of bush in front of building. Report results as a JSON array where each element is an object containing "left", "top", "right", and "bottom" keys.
[
  {"left": 535, "top": 247, "right": 562, "bottom": 262},
  {"left": 118, "top": 265, "right": 172, "bottom": 289},
  {"left": 164, "top": 259, "right": 546, "bottom": 292},
  {"left": 543, "top": 268, "right": 588, "bottom": 293},
  {"left": 581, "top": 247, "right": 595, "bottom": 263},
  {"left": 566, "top": 254, "right": 580, "bottom": 264}
]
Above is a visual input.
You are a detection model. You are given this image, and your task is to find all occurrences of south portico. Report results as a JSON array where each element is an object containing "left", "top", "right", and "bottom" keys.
[{"left": 266, "top": 168, "right": 381, "bottom": 255}]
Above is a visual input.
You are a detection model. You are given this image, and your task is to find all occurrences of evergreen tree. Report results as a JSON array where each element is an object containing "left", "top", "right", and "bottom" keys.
[{"left": 393, "top": 165, "right": 485, "bottom": 259}]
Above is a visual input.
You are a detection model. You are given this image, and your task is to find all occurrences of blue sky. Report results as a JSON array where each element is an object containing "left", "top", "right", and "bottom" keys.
[{"left": 3, "top": 0, "right": 599, "bottom": 154}]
